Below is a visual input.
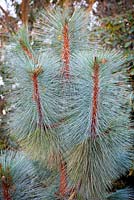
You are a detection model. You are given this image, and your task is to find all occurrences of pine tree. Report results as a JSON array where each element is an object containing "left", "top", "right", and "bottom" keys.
[{"left": 1, "top": 7, "right": 133, "bottom": 200}]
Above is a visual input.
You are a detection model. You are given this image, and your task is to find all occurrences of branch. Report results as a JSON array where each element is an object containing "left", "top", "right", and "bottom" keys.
[
  {"left": 61, "top": 22, "right": 70, "bottom": 79},
  {"left": 90, "top": 57, "right": 100, "bottom": 138},
  {"left": 21, "top": 0, "right": 29, "bottom": 25}
]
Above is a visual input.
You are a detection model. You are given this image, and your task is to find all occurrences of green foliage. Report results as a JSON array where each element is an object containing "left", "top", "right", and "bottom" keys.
[
  {"left": 0, "top": 140, "right": 6, "bottom": 150},
  {"left": 90, "top": 10, "right": 134, "bottom": 49}
]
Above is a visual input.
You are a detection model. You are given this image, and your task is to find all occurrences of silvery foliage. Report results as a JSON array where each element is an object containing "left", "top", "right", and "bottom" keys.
[
  {"left": 5, "top": 7, "right": 134, "bottom": 200},
  {"left": 0, "top": 151, "right": 45, "bottom": 199},
  {"left": 62, "top": 49, "right": 133, "bottom": 199},
  {"left": 33, "top": 7, "right": 89, "bottom": 55},
  {"left": 107, "top": 188, "right": 134, "bottom": 200},
  {"left": 6, "top": 28, "right": 63, "bottom": 166}
]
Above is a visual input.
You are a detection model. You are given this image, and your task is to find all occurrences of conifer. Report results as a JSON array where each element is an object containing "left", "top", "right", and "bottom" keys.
[{"left": 3, "top": 7, "right": 134, "bottom": 200}]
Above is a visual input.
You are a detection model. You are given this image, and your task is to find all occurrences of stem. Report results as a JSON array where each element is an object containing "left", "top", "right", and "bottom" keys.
[
  {"left": 59, "top": 160, "right": 68, "bottom": 196},
  {"left": 1, "top": 176, "right": 12, "bottom": 200},
  {"left": 20, "top": 39, "right": 44, "bottom": 129},
  {"left": 58, "top": 22, "right": 70, "bottom": 197},
  {"left": 32, "top": 73, "right": 43, "bottom": 129},
  {"left": 20, "top": 40, "right": 33, "bottom": 60},
  {"left": 62, "top": 22, "right": 70, "bottom": 79},
  {"left": 90, "top": 57, "right": 100, "bottom": 138},
  {"left": 21, "top": 0, "right": 29, "bottom": 25}
]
